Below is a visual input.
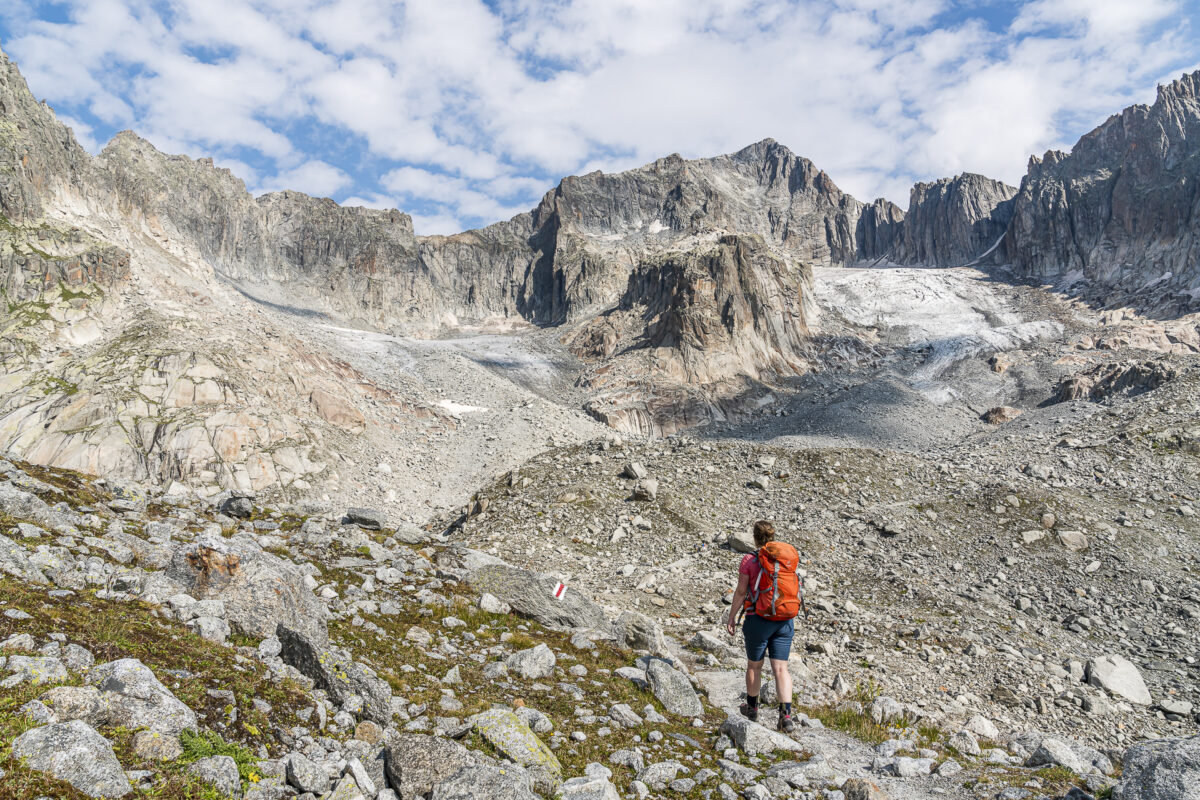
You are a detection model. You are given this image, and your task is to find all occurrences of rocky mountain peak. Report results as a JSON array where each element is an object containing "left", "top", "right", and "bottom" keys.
[
  {"left": 890, "top": 173, "right": 1017, "bottom": 267},
  {"left": 1005, "top": 67, "right": 1200, "bottom": 312}
]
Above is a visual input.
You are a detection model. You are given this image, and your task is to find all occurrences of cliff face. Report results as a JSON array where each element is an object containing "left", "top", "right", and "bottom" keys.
[
  {"left": 568, "top": 234, "right": 815, "bottom": 435},
  {"left": 85, "top": 133, "right": 875, "bottom": 332},
  {"left": 892, "top": 174, "right": 1016, "bottom": 266},
  {"left": 0, "top": 51, "right": 94, "bottom": 225},
  {"left": 0, "top": 52, "right": 130, "bottom": 302},
  {"left": 856, "top": 198, "right": 905, "bottom": 263},
  {"left": 1006, "top": 71, "right": 1200, "bottom": 308}
]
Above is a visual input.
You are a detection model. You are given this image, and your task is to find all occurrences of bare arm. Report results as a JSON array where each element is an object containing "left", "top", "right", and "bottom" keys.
[{"left": 727, "top": 572, "right": 750, "bottom": 634}]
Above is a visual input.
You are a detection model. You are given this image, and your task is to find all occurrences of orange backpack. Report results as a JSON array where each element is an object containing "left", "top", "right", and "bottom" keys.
[{"left": 745, "top": 542, "right": 802, "bottom": 621}]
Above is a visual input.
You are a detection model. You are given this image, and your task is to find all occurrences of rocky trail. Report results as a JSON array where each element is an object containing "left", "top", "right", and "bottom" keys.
[{"left": 0, "top": 453, "right": 1195, "bottom": 800}]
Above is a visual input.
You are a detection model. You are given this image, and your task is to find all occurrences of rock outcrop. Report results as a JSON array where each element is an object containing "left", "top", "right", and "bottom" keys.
[
  {"left": 1114, "top": 735, "right": 1200, "bottom": 800},
  {"left": 1006, "top": 70, "right": 1200, "bottom": 311},
  {"left": 890, "top": 174, "right": 1016, "bottom": 266},
  {"left": 1050, "top": 360, "right": 1177, "bottom": 404},
  {"left": 166, "top": 534, "right": 329, "bottom": 644},
  {"left": 569, "top": 234, "right": 815, "bottom": 435}
]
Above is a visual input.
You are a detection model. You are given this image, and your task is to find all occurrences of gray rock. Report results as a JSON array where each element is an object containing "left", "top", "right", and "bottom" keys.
[
  {"left": 514, "top": 705, "right": 554, "bottom": 734},
  {"left": 841, "top": 779, "right": 889, "bottom": 800},
  {"left": 1087, "top": 655, "right": 1153, "bottom": 705},
  {"left": 5, "top": 655, "right": 67, "bottom": 685},
  {"left": 285, "top": 752, "right": 329, "bottom": 795},
  {"left": 1113, "top": 734, "right": 1200, "bottom": 800},
  {"left": 558, "top": 775, "right": 621, "bottom": 800},
  {"left": 383, "top": 733, "right": 477, "bottom": 800},
  {"left": 869, "top": 696, "right": 907, "bottom": 725},
  {"left": 218, "top": 493, "right": 254, "bottom": 519},
  {"left": 188, "top": 755, "right": 241, "bottom": 797},
  {"left": 343, "top": 739, "right": 388, "bottom": 791},
  {"left": 1, "top": 632, "right": 34, "bottom": 650},
  {"left": 469, "top": 708, "right": 562, "bottom": 789},
  {"left": 1006, "top": 71, "right": 1200, "bottom": 304},
  {"left": 718, "top": 758, "right": 762, "bottom": 785},
  {"left": 948, "top": 729, "right": 981, "bottom": 756},
  {"left": 467, "top": 564, "right": 607, "bottom": 630},
  {"left": 645, "top": 659, "right": 703, "bottom": 717},
  {"left": 613, "top": 611, "right": 670, "bottom": 654},
  {"left": 345, "top": 508, "right": 387, "bottom": 530},
  {"left": 965, "top": 714, "right": 1000, "bottom": 740},
  {"left": 615, "top": 666, "right": 649, "bottom": 688},
  {"left": 277, "top": 625, "right": 392, "bottom": 724},
  {"left": 326, "top": 774, "right": 368, "bottom": 800},
  {"left": 430, "top": 764, "right": 539, "bottom": 800},
  {"left": 609, "top": 703, "right": 643, "bottom": 729},
  {"left": 344, "top": 758, "right": 377, "bottom": 797},
  {"left": 631, "top": 479, "right": 658, "bottom": 501},
  {"left": 167, "top": 533, "right": 328, "bottom": 645},
  {"left": 392, "top": 524, "right": 430, "bottom": 545},
  {"left": 596, "top": 740, "right": 636, "bottom": 764},
  {"left": 719, "top": 714, "right": 803, "bottom": 756},
  {"left": 18, "top": 699, "right": 56, "bottom": 724},
  {"left": 1056, "top": 530, "right": 1090, "bottom": 552},
  {"left": 61, "top": 643, "right": 95, "bottom": 672},
  {"left": 1052, "top": 361, "right": 1177, "bottom": 405},
  {"left": 637, "top": 761, "right": 684, "bottom": 791},
  {"left": 478, "top": 593, "right": 511, "bottom": 614},
  {"left": 12, "top": 720, "right": 133, "bottom": 798},
  {"left": 189, "top": 615, "right": 231, "bottom": 643},
  {"left": 39, "top": 685, "right": 104, "bottom": 724},
  {"left": 505, "top": 643, "right": 557, "bottom": 680},
  {"left": 1159, "top": 698, "right": 1194, "bottom": 717},
  {"left": 1026, "top": 736, "right": 1113, "bottom": 776},
  {"left": 892, "top": 756, "right": 934, "bottom": 777},
  {"left": 0, "top": 532, "right": 49, "bottom": 583},
  {"left": 86, "top": 658, "right": 198, "bottom": 735},
  {"left": 727, "top": 529, "right": 757, "bottom": 554}
]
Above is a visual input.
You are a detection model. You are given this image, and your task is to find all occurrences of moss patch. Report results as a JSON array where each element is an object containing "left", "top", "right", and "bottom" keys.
[{"left": 0, "top": 578, "right": 308, "bottom": 755}]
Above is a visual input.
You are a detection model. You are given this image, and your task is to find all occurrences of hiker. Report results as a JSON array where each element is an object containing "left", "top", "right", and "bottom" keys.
[{"left": 726, "top": 519, "right": 803, "bottom": 733}]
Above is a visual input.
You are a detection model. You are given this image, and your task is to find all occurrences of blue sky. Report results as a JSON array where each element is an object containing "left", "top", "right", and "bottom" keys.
[{"left": 1, "top": 0, "right": 1197, "bottom": 235}]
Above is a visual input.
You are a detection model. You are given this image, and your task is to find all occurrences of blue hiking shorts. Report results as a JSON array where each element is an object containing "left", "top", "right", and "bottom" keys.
[{"left": 742, "top": 614, "right": 795, "bottom": 662}]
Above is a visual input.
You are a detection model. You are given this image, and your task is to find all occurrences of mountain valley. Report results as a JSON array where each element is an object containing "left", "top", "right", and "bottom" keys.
[{"left": 0, "top": 41, "right": 1198, "bottom": 800}]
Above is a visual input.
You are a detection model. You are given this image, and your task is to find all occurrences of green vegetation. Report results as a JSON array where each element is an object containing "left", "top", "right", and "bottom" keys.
[
  {"left": 0, "top": 578, "right": 309, "bottom": 754},
  {"left": 8, "top": 458, "right": 109, "bottom": 507},
  {"left": 179, "top": 729, "right": 261, "bottom": 783},
  {"left": 329, "top": 588, "right": 745, "bottom": 784},
  {"left": 32, "top": 373, "right": 79, "bottom": 397}
]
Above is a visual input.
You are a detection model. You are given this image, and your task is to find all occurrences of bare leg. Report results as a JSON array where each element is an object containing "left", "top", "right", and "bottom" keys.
[
  {"left": 745, "top": 659, "right": 764, "bottom": 697},
  {"left": 770, "top": 658, "right": 792, "bottom": 706}
]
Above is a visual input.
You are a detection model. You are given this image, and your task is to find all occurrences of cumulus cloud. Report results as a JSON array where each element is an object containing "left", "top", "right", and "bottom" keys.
[
  {"left": 256, "top": 160, "right": 352, "bottom": 197},
  {"left": 0, "top": 0, "right": 1196, "bottom": 229}
]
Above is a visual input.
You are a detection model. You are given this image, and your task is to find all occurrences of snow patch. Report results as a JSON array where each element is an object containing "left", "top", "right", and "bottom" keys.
[{"left": 437, "top": 399, "right": 489, "bottom": 415}]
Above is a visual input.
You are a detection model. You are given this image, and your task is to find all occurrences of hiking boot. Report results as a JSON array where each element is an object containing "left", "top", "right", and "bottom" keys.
[
  {"left": 777, "top": 712, "right": 796, "bottom": 733},
  {"left": 738, "top": 702, "right": 758, "bottom": 722}
]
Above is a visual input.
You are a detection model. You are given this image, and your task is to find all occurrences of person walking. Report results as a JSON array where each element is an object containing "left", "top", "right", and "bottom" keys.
[{"left": 726, "top": 519, "right": 803, "bottom": 733}]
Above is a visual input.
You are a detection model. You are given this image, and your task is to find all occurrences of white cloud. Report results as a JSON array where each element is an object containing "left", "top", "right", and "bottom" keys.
[
  {"left": 409, "top": 211, "right": 466, "bottom": 236},
  {"left": 256, "top": 160, "right": 352, "bottom": 197},
  {"left": 2, "top": 0, "right": 1196, "bottom": 226}
]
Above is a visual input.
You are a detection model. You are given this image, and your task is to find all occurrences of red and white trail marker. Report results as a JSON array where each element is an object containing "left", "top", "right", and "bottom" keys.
[{"left": 553, "top": 582, "right": 567, "bottom": 601}]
